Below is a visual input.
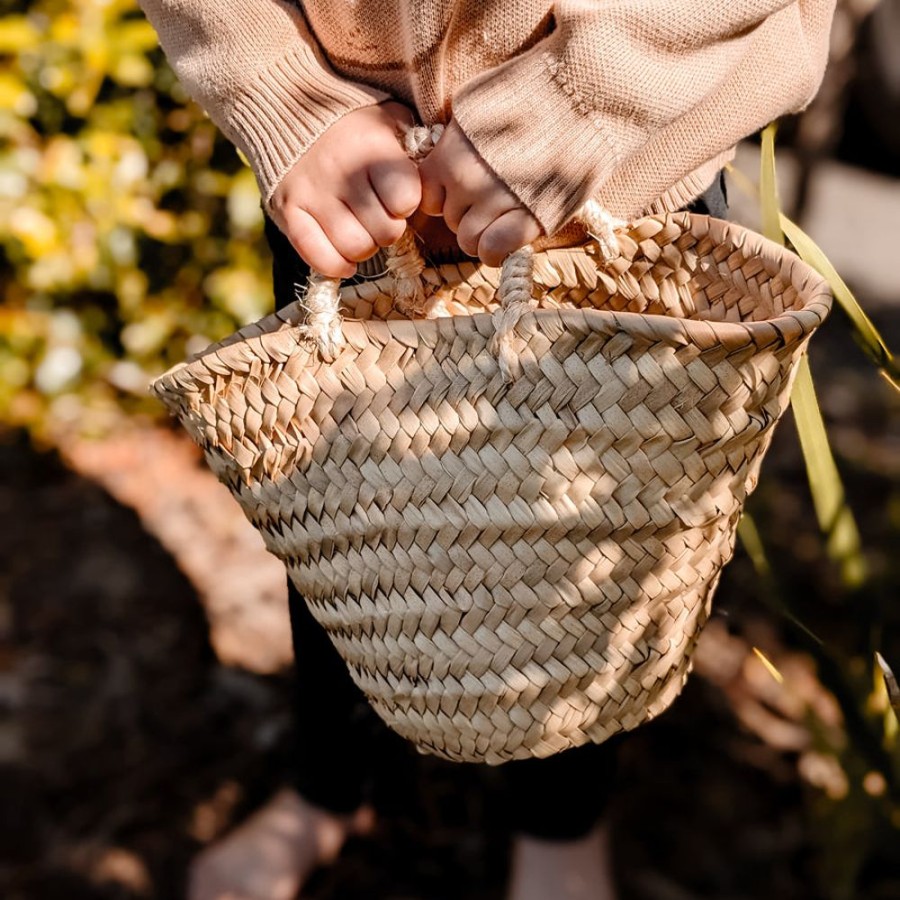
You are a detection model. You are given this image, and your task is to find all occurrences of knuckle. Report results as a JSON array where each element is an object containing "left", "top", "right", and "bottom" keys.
[
  {"left": 455, "top": 223, "right": 481, "bottom": 257},
  {"left": 337, "top": 232, "right": 377, "bottom": 263},
  {"left": 269, "top": 178, "right": 305, "bottom": 215},
  {"left": 373, "top": 216, "right": 406, "bottom": 247},
  {"left": 400, "top": 179, "right": 423, "bottom": 214},
  {"left": 267, "top": 189, "right": 288, "bottom": 215},
  {"left": 283, "top": 221, "right": 316, "bottom": 257},
  {"left": 372, "top": 159, "right": 421, "bottom": 215},
  {"left": 478, "top": 228, "right": 513, "bottom": 266},
  {"left": 388, "top": 178, "right": 422, "bottom": 217}
]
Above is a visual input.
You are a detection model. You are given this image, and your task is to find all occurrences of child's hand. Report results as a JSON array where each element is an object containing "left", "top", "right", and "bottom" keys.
[
  {"left": 268, "top": 102, "right": 421, "bottom": 278},
  {"left": 418, "top": 119, "right": 541, "bottom": 267}
]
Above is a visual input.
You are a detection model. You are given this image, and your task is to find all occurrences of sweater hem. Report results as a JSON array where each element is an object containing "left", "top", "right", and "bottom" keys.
[
  {"left": 227, "top": 43, "right": 390, "bottom": 203},
  {"left": 452, "top": 50, "right": 627, "bottom": 236}
]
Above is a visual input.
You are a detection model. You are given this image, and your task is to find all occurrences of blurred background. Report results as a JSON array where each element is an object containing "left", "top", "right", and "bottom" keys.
[{"left": 1, "top": 0, "right": 899, "bottom": 897}]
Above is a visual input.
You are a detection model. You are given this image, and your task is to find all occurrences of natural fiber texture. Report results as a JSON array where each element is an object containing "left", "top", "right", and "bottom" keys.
[
  {"left": 385, "top": 124, "right": 445, "bottom": 319},
  {"left": 299, "top": 271, "right": 344, "bottom": 362},
  {"left": 152, "top": 213, "right": 831, "bottom": 764}
]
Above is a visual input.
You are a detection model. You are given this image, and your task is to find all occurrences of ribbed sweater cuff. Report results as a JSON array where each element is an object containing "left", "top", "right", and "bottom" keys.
[
  {"left": 228, "top": 43, "right": 390, "bottom": 205},
  {"left": 452, "top": 53, "right": 630, "bottom": 237}
]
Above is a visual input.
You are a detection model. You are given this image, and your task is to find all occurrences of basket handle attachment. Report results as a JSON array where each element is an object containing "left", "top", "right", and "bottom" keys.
[
  {"left": 300, "top": 124, "right": 443, "bottom": 363},
  {"left": 302, "top": 125, "right": 625, "bottom": 381}
]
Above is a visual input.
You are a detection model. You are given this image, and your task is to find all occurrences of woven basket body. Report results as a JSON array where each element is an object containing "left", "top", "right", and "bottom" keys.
[{"left": 152, "top": 214, "right": 831, "bottom": 764}]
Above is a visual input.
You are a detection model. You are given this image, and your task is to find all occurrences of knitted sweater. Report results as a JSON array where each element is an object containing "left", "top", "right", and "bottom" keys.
[{"left": 138, "top": 0, "right": 836, "bottom": 236}]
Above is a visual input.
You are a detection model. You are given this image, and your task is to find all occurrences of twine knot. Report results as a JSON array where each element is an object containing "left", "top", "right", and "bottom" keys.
[
  {"left": 579, "top": 199, "right": 625, "bottom": 262},
  {"left": 403, "top": 123, "right": 445, "bottom": 161},
  {"left": 299, "top": 272, "right": 344, "bottom": 361},
  {"left": 386, "top": 229, "right": 427, "bottom": 316}
]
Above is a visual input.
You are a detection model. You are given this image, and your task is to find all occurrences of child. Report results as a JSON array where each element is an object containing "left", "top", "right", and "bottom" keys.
[{"left": 137, "top": 2, "right": 836, "bottom": 897}]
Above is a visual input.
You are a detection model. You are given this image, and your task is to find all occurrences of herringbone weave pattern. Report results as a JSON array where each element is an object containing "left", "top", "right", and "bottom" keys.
[{"left": 152, "top": 214, "right": 831, "bottom": 764}]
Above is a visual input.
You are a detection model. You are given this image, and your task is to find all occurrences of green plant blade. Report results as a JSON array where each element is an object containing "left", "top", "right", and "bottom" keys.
[
  {"left": 737, "top": 513, "right": 771, "bottom": 578},
  {"left": 760, "top": 125, "right": 867, "bottom": 589},
  {"left": 760, "top": 124, "right": 783, "bottom": 246},
  {"left": 730, "top": 134, "right": 899, "bottom": 392},
  {"left": 791, "top": 356, "right": 867, "bottom": 588},
  {"left": 778, "top": 215, "right": 900, "bottom": 392}
]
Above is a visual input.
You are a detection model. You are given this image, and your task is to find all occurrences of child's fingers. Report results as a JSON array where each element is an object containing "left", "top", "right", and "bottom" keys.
[
  {"left": 441, "top": 196, "right": 471, "bottom": 235},
  {"left": 313, "top": 201, "right": 381, "bottom": 264},
  {"left": 455, "top": 198, "right": 522, "bottom": 258},
  {"left": 344, "top": 177, "right": 408, "bottom": 248},
  {"left": 477, "top": 209, "right": 542, "bottom": 268},
  {"left": 369, "top": 157, "right": 422, "bottom": 219},
  {"left": 282, "top": 207, "right": 356, "bottom": 279},
  {"left": 418, "top": 171, "right": 446, "bottom": 218}
]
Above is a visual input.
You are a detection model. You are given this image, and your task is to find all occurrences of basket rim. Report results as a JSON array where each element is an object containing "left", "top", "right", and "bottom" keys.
[{"left": 151, "top": 212, "right": 833, "bottom": 392}]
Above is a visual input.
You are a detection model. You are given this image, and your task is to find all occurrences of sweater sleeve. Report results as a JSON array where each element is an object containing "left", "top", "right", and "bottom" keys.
[
  {"left": 137, "top": 0, "right": 390, "bottom": 203},
  {"left": 451, "top": 0, "right": 836, "bottom": 234}
]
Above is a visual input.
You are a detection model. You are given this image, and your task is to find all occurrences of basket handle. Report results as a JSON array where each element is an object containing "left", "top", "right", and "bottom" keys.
[
  {"left": 300, "top": 124, "right": 443, "bottom": 362},
  {"left": 302, "top": 124, "right": 625, "bottom": 381}
]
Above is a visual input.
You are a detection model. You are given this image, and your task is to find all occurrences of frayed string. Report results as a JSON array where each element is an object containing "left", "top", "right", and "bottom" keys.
[
  {"left": 403, "top": 123, "right": 445, "bottom": 160},
  {"left": 298, "top": 272, "right": 343, "bottom": 362},
  {"left": 386, "top": 228, "right": 427, "bottom": 317},
  {"left": 386, "top": 123, "right": 445, "bottom": 315},
  {"left": 579, "top": 199, "right": 625, "bottom": 262}
]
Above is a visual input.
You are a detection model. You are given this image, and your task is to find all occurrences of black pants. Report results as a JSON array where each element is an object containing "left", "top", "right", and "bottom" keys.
[{"left": 266, "top": 174, "right": 727, "bottom": 840}]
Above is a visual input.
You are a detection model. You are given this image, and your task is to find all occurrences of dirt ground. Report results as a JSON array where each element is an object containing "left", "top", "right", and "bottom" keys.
[{"left": 3, "top": 269, "right": 900, "bottom": 900}]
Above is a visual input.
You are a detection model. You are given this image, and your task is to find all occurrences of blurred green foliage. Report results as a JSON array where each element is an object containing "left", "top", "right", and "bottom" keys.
[{"left": 0, "top": 0, "right": 271, "bottom": 438}]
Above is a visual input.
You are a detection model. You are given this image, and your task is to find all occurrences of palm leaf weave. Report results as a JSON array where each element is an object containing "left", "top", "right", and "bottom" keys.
[{"left": 152, "top": 213, "right": 831, "bottom": 763}]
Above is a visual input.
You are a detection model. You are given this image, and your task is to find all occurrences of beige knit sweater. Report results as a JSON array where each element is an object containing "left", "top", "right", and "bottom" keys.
[{"left": 138, "top": 0, "right": 835, "bottom": 236}]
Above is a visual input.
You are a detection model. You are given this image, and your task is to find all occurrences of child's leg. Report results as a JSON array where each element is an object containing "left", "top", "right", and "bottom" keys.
[
  {"left": 500, "top": 739, "right": 621, "bottom": 900},
  {"left": 187, "top": 581, "right": 380, "bottom": 900},
  {"left": 506, "top": 822, "right": 617, "bottom": 900},
  {"left": 285, "top": 581, "right": 380, "bottom": 813},
  {"left": 188, "top": 218, "right": 387, "bottom": 900},
  {"left": 188, "top": 786, "right": 372, "bottom": 900}
]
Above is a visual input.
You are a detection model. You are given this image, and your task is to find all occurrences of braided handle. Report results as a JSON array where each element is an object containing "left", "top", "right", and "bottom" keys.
[
  {"left": 302, "top": 124, "right": 625, "bottom": 378},
  {"left": 489, "top": 201, "right": 625, "bottom": 382}
]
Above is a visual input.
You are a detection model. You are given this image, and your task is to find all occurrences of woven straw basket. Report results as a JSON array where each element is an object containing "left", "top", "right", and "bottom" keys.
[{"left": 152, "top": 211, "right": 831, "bottom": 764}]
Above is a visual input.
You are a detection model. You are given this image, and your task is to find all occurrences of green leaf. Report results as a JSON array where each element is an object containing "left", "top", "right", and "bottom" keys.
[
  {"left": 791, "top": 356, "right": 867, "bottom": 588},
  {"left": 779, "top": 215, "right": 900, "bottom": 392},
  {"left": 760, "top": 124, "right": 867, "bottom": 589},
  {"left": 760, "top": 124, "right": 783, "bottom": 247}
]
